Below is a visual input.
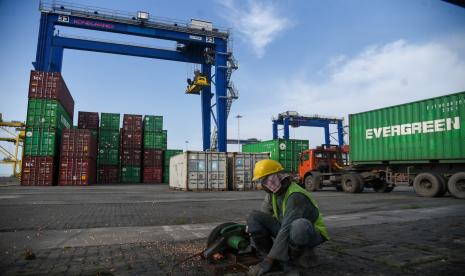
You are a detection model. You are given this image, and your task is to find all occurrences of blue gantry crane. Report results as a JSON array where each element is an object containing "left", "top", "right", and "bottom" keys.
[
  {"left": 272, "top": 111, "right": 345, "bottom": 146},
  {"left": 34, "top": 1, "right": 238, "bottom": 152}
]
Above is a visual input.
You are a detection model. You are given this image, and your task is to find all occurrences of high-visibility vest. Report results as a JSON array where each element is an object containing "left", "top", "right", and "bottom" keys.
[{"left": 272, "top": 182, "right": 330, "bottom": 241}]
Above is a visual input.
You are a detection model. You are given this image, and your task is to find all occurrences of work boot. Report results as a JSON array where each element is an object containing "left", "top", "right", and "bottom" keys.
[
  {"left": 297, "top": 247, "right": 319, "bottom": 268},
  {"left": 282, "top": 261, "right": 300, "bottom": 276},
  {"left": 290, "top": 245, "right": 319, "bottom": 269}
]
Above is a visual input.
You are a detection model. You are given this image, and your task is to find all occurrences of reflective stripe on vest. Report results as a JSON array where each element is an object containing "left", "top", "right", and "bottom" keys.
[{"left": 272, "top": 182, "right": 330, "bottom": 241}]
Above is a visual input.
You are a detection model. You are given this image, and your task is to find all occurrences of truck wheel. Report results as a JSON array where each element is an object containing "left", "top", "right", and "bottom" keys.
[
  {"left": 336, "top": 185, "right": 343, "bottom": 191},
  {"left": 448, "top": 172, "right": 465, "bottom": 199},
  {"left": 304, "top": 174, "right": 320, "bottom": 192},
  {"left": 413, "top": 173, "right": 443, "bottom": 197},
  {"left": 341, "top": 174, "right": 361, "bottom": 193}
]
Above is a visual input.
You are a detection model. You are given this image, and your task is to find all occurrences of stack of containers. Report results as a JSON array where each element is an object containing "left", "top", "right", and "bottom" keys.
[
  {"left": 121, "top": 114, "right": 143, "bottom": 183},
  {"left": 22, "top": 70, "right": 74, "bottom": 186},
  {"left": 97, "top": 113, "right": 121, "bottom": 183},
  {"left": 163, "top": 149, "right": 183, "bottom": 183},
  {"left": 59, "top": 129, "right": 97, "bottom": 185},
  {"left": 142, "top": 115, "right": 166, "bottom": 183},
  {"left": 242, "top": 139, "right": 309, "bottom": 173}
]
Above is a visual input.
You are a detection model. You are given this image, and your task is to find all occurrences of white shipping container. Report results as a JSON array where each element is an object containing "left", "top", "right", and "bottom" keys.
[
  {"left": 169, "top": 151, "right": 227, "bottom": 191},
  {"left": 228, "top": 152, "right": 270, "bottom": 191}
]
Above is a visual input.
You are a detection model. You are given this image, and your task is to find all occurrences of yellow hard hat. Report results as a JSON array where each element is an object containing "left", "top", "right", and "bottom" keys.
[{"left": 252, "top": 159, "right": 284, "bottom": 181}]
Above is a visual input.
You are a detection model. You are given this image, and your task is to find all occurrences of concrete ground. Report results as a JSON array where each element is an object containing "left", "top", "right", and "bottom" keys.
[{"left": 0, "top": 183, "right": 464, "bottom": 275}]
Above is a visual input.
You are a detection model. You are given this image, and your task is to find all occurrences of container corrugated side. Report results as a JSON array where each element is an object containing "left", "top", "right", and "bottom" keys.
[
  {"left": 24, "top": 127, "right": 62, "bottom": 156},
  {"left": 100, "top": 113, "right": 120, "bottom": 130},
  {"left": 143, "top": 130, "right": 167, "bottom": 150},
  {"left": 228, "top": 152, "right": 270, "bottom": 190},
  {"left": 78, "top": 111, "right": 99, "bottom": 130},
  {"left": 97, "top": 148, "right": 119, "bottom": 165},
  {"left": 97, "top": 165, "right": 119, "bottom": 183},
  {"left": 242, "top": 139, "right": 308, "bottom": 173},
  {"left": 26, "top": 99, "right": 72, "bottom": 129},
  {"left": 61, "top": 129, "right": 98, "bottom": 159},
  {"left": 21, "top": 156, "right": 56, "bottom": 186},
  {"left": 98, "top": 130, "right": 120, "bottom": 148},
  {"left": 120, "top": 166, "right": 141, "bottom": 183},
  {"left": 169, "top": 151, "right": 227, "bottom": 191},
  {"left": 59, "top": 157, "right": 96, "bottom": 185},
  {"left": 163, "top": 149, "right": 183, "bottom": 183},
  {"left": 207, "top": 152, "right": 227, "bottom": 190},
  {"left": 349, "top": 91, "right": 465, "bottom": 164},
  {"left": 29, "top": 70, "right": 75, "bottom": 118},
  {"left": 143, "top": 115, "right": 163, "bottom": 132}
]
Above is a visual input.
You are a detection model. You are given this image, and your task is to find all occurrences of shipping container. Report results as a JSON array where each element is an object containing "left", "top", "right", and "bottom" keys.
[
  {"left": 97, "top": 165, "right": 119, "bottom": 183},
  {"left": 242, "top": 139, "right": 309, "bottom": 173},
  {"left": 97, "top": 148, "right": 119, "bottom": 165},
  {"left": 121, "top": 148, "right": 142, "bottom": 166},
  {"left": 143, "top": 115, "right": 163, "bottom": 132},
  {"left": 227, "top": 152, "right": 270, "bottom": 191},
  {"left": 29, "top": 70, "right": 75, "bottom": 118},
  {"left": 61, "top": 129, "right": 98, "bottom": 159},
  {"left": 122, "top": 130, "right": 142, "bottom": 149},
  {"left": 78, "top": 111, "right": 99, "bottom": 130},
  {"left": 315, "top": 91, "right": 465, "bottom": 199},
  {"left": 26, "top": 99, "right": 72, "bottom": 129},
  {"left": 349, "top": 92, "right": 465, "bottom": 164},
  {"left": 169, "top": 151, "right": 227, "bottom": 191},
  {"left": 123, "top": 114, "right": 143, "bottom": 132},
  {"left": 59, "top": 157, "right": 96, "bottom": 185},
  {"left": 143, "top": 130, "right": 167, "bottom": 150},
  {"left": 98, "top": 130, "right": 120, "bottom": 148},
  {"left": 21, "top": 156, "right": 56, "bottom": 186},
  {"left": 100, "top": 113, "right": 120, "bottom": 130},
  {"left": 24, "top": 127, "right": 62, "bottom": 156},
  {"left": 163, "top": 149, "right": 183, "bottom": 183},
  {"left": 143, "top": 149, "right": 163, "bottom": 167},
  {"left": 142, "top": 167, "right": 163, "bottom": 183},
  {"left": 120, "top": 166, "right": 141, "bottom": 183}
]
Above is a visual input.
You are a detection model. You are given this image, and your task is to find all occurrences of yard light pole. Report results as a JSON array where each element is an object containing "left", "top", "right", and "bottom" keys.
[
  {"left": 236, "top": 115, "right": 242, "bottom": 152},
  {"left": 185, "top": 140, "right": 189, "bottom": 151}
]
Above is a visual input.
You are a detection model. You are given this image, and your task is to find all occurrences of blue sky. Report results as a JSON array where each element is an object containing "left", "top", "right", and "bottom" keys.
[{"left": 1, "top": 0, "right": 465, "bottom": 176}]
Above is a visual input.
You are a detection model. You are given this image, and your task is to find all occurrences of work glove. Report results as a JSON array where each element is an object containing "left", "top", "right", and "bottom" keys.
[{"left": 247, "top": 257, "right": 274, "bottom": 276}]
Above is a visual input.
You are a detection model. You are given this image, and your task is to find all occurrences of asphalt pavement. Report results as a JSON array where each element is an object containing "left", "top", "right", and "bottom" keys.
[{"left": 0, "top": 184, "right": 464, "bottom": 275}]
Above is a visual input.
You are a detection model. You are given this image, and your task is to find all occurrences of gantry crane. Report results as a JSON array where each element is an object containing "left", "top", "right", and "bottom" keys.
[
  {"left": 35, "top": 1, "right": 237, "bottom": 152},
  {"left": 0, "top": 114, "right": 25, "bottom": 178},
  {"left": 272, "top": 111, "right": 345, "bottom": 146}
]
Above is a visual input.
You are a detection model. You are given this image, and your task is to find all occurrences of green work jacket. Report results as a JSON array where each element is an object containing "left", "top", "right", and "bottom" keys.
[{"left": 272, "top": 182, "right": 330, "bottom": 241}]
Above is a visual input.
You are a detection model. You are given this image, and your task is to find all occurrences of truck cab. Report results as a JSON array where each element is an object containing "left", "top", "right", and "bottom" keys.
[{"left": 298, "top": 145, "right": 348, "bottom": 191}]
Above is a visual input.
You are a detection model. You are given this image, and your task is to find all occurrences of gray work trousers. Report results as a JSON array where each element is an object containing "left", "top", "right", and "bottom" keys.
[{"left": 247, "top": 211, "right": 323, "bottom": 257}]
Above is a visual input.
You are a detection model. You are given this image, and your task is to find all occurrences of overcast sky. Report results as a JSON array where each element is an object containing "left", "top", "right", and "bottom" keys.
[{"left": 1, "top": 0, "right": 465, "bottom": 176}]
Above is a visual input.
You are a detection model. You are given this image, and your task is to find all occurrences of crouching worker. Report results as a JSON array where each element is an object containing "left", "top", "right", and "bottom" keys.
[{"left": 247, "top": 160, "right": 329, "bottom": 276}]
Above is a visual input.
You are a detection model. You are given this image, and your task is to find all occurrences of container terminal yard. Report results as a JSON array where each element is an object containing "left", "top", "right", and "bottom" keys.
[{"left": 1, "top": 1, "right": 465, "bottom": 275}]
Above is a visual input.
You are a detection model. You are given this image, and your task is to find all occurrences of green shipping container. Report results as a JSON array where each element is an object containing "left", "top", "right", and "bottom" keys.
[
  {"left": 163, "top": 149, "right": 183, "bottom": 183},
  {"left": 24, "top": 127, "right": 62, "bottom": 156},
  {"left": 144, "top": 130, "right": 167, "bottom": 149},
  {"left": 26, "top": 99, "right": 72, "bottom": 129},
  {"left": 121, "top": 166, "right": 141, "bottom": 183},
  {"left": 99, "top": 130, "right": 120, "bottom": 148},
  {"left": 97, "top": 148, "right": 119, "bottom": 165},
  {"left": 349, "top": 91, "right": 465, "bottom": 164},
  {"left": 100, "top": 113, "right": 120, "bottom": 130},
  {"left": 242, "top": 139, "right": 309, "bottom": 173},
  {"left": 144, "top": 115, "right": 163, "bottom": 132}
]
